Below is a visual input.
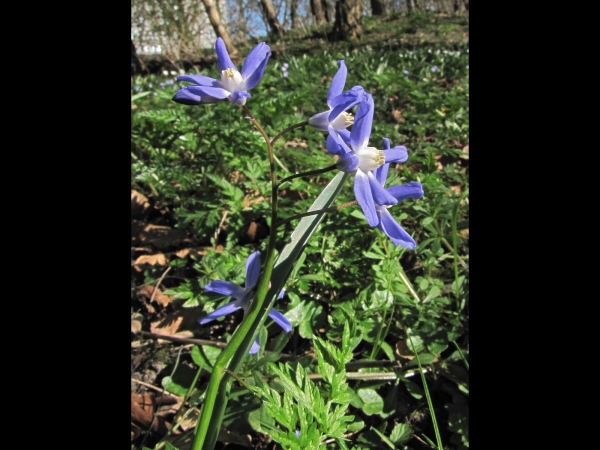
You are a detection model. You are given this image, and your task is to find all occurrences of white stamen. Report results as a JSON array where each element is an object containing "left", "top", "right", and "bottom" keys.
[
  {"left": 356, "top": 147, "right": 385, "bottom": 172},
  {"left": 220, "top": 68, "right": 245, "bottom": 93}
]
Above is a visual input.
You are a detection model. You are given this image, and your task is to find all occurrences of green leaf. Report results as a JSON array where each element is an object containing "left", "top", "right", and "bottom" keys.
[
  {"left": 390, "top": 422, "right": 412, "bottom": 444},
  {"left": 357, "top": 388, "right": 384, "bottom": 415},
  {"left": 161, "top": 375, "right": 188, "bottom": 396},
  {"left": 402, "top": 378, "right": 424, "bottom": 399},
  {"left": 370, "top": 426, "right": 396, "bottom": 449},
  {"left": 191, "top": 346, "right": 213, "bottom": 373},
  {"left": 201, "top": 345, "right": 221, "bottom": 366},
  {"left": 131, "top": 91, "right": 151, "bottom": 102}
]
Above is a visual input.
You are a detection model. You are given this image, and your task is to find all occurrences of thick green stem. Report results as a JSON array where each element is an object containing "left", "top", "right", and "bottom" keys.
[{"left": 190, "top": 104, "right": 279, "bottom": 450}]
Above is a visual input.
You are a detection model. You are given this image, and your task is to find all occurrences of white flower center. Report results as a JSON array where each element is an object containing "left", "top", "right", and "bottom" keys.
[
  {"left": 356, "top": 146, "right": 385, "bottom": 172},
  {"left": 220, "top": 68, "right": 245, "bottom": 93},
  {"left": 330, "top": 111, "right": 354, "bottom": 130}
]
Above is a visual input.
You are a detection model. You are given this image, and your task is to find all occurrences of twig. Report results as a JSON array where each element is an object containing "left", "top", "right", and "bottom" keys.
[
  {"left": 131, "top": 378, "right": 164, "bottom": 393},
  {"left": 149, "top": 267, "right": 172, "bottom": 304}
]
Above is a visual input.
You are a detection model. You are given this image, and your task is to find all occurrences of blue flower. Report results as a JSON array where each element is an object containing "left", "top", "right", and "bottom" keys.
[
  {"left": 200, "top": 251, "right": 292, "bottom": 354},
  {"left": 372, "top": 160, "right": 424, "bottom": 248},
  {"left": 431, "top": 65, "right": 438, "bottom": 72},
  {"left": 308, "top": 60, "right": 365, "bottom": 132},
  {"left": 326, "top": 94, "right": 409, "bottom": 227},
  {"left": 172, "top": 38, "right": 271, "bottom": 106}
]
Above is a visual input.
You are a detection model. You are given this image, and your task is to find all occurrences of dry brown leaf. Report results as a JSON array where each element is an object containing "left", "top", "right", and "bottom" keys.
[
  {"left": 131, "top": 320, "right": 142, "bottom": 333},
  {"left": 132, "top": 221, "right": 187, "bottom": 250},
  {"left": 131, "top": 393, "right": 169, "bottom": 436},
  {"left": 395, "top": 340, "right": 439, "bottom": 362},
  {"left": 138, "top": 285, "right": 173, "bottom": 308},
  {"left": 133, "top": 254, "right": 167, "bottom": 270},
  {"left": 395, "top": 340, "right": 416, "bottom": 359},
  {"left": 391, "top": 109, "right": 406, "bottom": 123},
  {"left": 131, "top": 190, "right": 151, "bottom": 218},
  {"left": 150, "top": 307, "right": 203, "bottom": 337}
]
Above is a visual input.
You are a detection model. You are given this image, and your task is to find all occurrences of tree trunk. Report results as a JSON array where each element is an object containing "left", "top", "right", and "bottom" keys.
[
  {"left": 259, "top": 0, "right": 284, "bottom": 36},
  {"left": 311, "top": 0, "right": 326, "bottom": 23},
  {"left": 371, "top": 0, "right": 386, "bottom": 15},
  {"left": 201, "top": 0, "right": 237, "bottom": 55},
  {"left": 333, "top": 0, "right": 362, "bottom": 41},
  {"left": 131, "top": 39, "right": 146, "bottom": 75},
  {"left": 405, "top": 0, "right": 413, "bottom": 13},
  {"left": 291, "top": 0, "right": 299, "bottom": 28},
  {"left": 322, "top": 0, "right": 330, "bottom": 22}
]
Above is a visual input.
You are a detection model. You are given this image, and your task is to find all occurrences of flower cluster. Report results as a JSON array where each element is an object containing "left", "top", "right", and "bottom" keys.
[
  {"left": 173, "top": 39, "right": 425, "bottom": 351},
  {"left": 172, "top": 41, "right": 424, "bottom": 250}
]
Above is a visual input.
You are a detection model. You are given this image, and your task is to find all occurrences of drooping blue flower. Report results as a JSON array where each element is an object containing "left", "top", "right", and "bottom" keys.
[
  {"left": 308, "top": 60, "right": 365, "bottom": 132},
  {"left": 326, "top": 94, "right": 409, "bottom": 227},
  {"left": 172, "top": 38, "right": 271, "bottom": 106},
  {"left": 372, "top": 159, "right": 424, "bottom": 249},
  {"left": 200, "top": 251, "right": 292, "bottom": 354}
]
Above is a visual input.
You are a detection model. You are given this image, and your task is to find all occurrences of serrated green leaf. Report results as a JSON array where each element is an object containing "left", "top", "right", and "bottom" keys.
[
  {"left": 390, "top": 422, "right": 412, "bottom": 444},
  {"left": 357, "top": 388, "right": 384, "bottom": 415}
]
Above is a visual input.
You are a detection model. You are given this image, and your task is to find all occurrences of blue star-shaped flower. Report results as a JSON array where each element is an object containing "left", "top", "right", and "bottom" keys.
[
  {"left": 308, "top": 60, "right": 365, "bottom": 132},
  {"left": 326, "top": 94, "right": 409, "bottom": 227},
  {"left": 201, "top": 251, "right": 292, "bottom": 354},
  {"left": 172, "top": 38, "right": 271, "bottom": 106},
  {"left": 372, "top": 160, "right": 424, "bottom": 249}
]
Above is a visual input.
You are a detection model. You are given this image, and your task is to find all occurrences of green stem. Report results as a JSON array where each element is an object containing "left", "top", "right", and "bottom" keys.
[
  {"left": 452, "top": 340, "right": 469, "bottom": 371},
  {"left": 270, "top": 120, "right": 309, "bottom": 149},
  {"left": 276, "top": 200, "right": 356, "bottom": 228},
  {"left": 277, "top": 164, "right": 337, "bottom": 188},
  {"left": 408, "top": 335, "right": 443, "bottom": 450},
  {"left": 190, "top": 104, "right": 279, "bottom": 450}
]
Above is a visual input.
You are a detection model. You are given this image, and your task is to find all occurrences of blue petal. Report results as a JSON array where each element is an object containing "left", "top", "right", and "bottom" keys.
[
  {"left": 176, "top": 75, "right": 218, "bottom": 87},
  {"left": 215, "top": 37, "right": 237, "bottom": 73},
  {"left": 326, "top": 132, "right": 347, "bottom": 155},
  {"left": 384, "top": 145, "right": 409, "bottom": 164},
  {"left": 351, "top": 94, "right": 374, "bottom": 150},
  {"left": 241, "top": 42, "right": 270, "bottom": 87},
  {"left": 354, "top": 170, "right": 378, "bottom": 226},
  {"left": 186, "top": 85, "right": 230, "bottom": 99},
  {"left": 329, "top": 87, "right": 364, "bottom": 125},
  {"left": 336, "top": 152, "right": 359, "bottom": 172},
  {"left": 308, "top": 110, "right": 330, "bottom": 131},
  {"left": 172, "top": 88, "right": 203, "bottom": 105},
  {"left": 249, "top": 337, "right": 261, "bottom": 354},
  {"left": 385, "top": 181, "right": 424, "bottom": 201},
  {"left": 368, "top": 171, "right": 397, "bottom": 206},
  {"left": 205, "top": 280, "right": 247, "bottom": 299},
  {"left": 230, "top": 90, "right": 251, "bottom": 106},
  {"left": 373, "top": 163, "right": 390, "bottom": 186},
  {"left": 337, "top": 129, "right": 352, "bottom": 144},
  {"left": 244, "top": 52, "right": 270, "bottom": 90},
  {"left": 278, "top": 289, "right": 286, "bottom": 299},
  {"left": 377, "top": 208, "right": 417, "bottom": 249},
  {"left": 327, "top": 60, "right": 347, "bottom": 106},
  {"left": 245, "top": 251, "right": 261, "bottom": 289},
  {"left": 382, "top": 137, "right": 391, "bottom": 150},
  {"left": 199, "top": 300, "right": 243, "bottom": 324},
  {"left": 268, "top": 308, "right": 293, "bottom": 333}
]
